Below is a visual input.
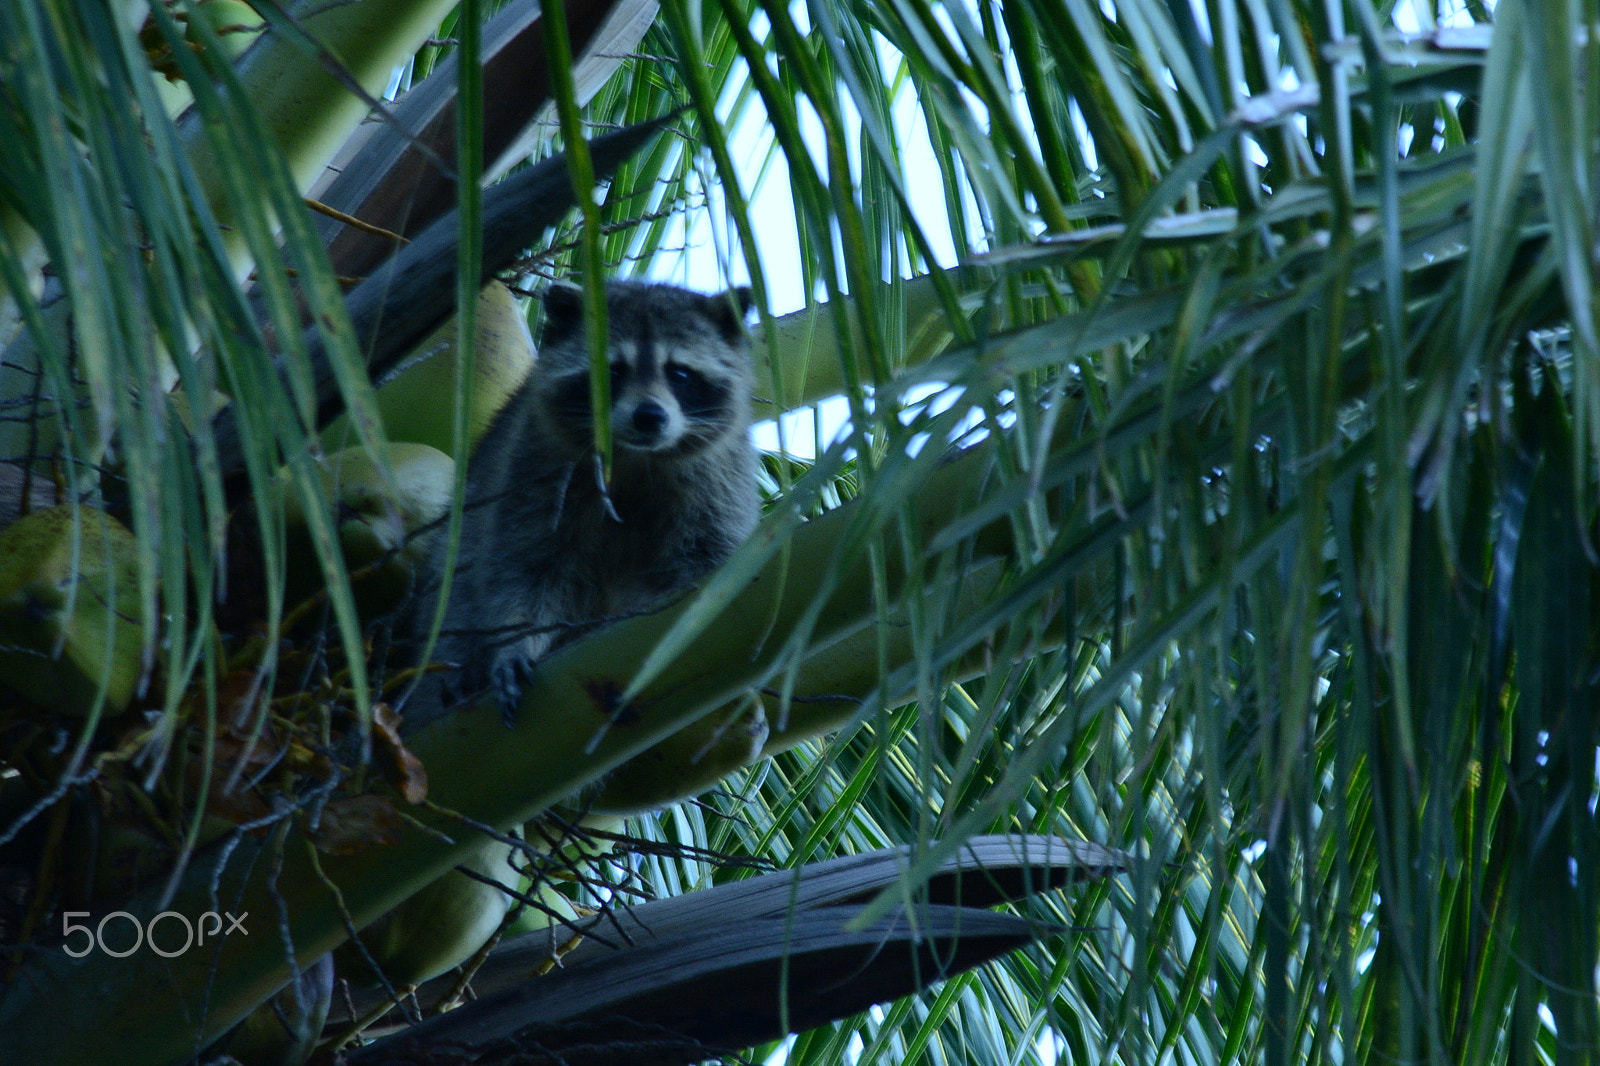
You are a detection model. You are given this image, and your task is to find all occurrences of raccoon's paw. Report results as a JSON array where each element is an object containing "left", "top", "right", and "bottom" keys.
[{"left": 488, "top": 641, "right": 538, "bottom": 726}]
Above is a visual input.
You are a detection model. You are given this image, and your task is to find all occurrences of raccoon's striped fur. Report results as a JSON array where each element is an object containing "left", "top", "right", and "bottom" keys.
[{"left": 405, "top": 281, "right": 759, "bottom": 725}]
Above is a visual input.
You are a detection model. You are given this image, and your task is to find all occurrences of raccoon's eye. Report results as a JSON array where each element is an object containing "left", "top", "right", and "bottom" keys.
[
  {"left": 608, "top": 364, "right": 627, "bottom": 389},
  {"left": 664, "top": 363, "right": 725, "bottom": 418}
]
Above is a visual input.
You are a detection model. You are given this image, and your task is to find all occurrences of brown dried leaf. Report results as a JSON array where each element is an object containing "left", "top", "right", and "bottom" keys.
[
  {"left": 372, "top": 702, "right": 429, "bottom": 805},
  {"left": 204, "top": 783, "right": 273, "bottom": 824},
  {"left": 313, "top": 794, "right": 404, "bottom": 854},
  {"left": 215, "top": 667, "right": 266, "bottom": 731}
]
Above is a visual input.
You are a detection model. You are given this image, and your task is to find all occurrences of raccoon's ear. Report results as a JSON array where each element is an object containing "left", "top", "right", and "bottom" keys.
[
  {"left": 541, "top": 283, "right": 585, "bottom": 343},
  {"left": 708, "top": 286, "right": 755, "bottom": 344}
]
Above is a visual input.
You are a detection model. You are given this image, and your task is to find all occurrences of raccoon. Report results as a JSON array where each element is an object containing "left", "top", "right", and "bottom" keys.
[{"left": 405, "top": 281, "right": 760, "bottom": 725}]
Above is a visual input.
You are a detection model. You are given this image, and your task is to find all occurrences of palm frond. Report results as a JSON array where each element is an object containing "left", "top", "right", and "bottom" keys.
[{"left": 4, "top": 0, "right": 1598, "bottom": 1063}]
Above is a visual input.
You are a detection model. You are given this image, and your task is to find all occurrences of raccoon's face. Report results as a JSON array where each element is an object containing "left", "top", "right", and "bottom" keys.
[{"left": 537, "top": 282, "right": 755, "bottom": 457}]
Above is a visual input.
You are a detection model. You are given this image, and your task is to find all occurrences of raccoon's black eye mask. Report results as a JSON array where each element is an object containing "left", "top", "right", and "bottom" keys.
[
  {"left": 550, "top": 363, "right": 729, "bottom": 423},
  {"left": 664, "top": 364, "right": 729, "bottom": 421}
]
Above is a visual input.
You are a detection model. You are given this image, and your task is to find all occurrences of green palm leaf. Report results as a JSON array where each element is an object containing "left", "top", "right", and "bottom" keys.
[{"left": 3, "top": 0, "right": 1598, "bottom": 1064}]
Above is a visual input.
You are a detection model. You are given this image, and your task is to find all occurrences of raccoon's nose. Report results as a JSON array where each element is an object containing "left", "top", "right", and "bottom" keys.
[{"left": 632, "top": 401, "right": 669, "bottom": 437}]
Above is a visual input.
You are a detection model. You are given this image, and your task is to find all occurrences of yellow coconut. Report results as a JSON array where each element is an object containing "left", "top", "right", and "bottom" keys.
[
  {"left": 0, "top": 505, "right": 143, "bottom": 717},
  {"left": 337, "top": 835, "right": 520, "bottom": 987},
  {"left": 281, "top": 441, "right": 455, "bottom": 616},
  {"left": 319, "top": 281, "right": 536, "bottom": 460}
]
